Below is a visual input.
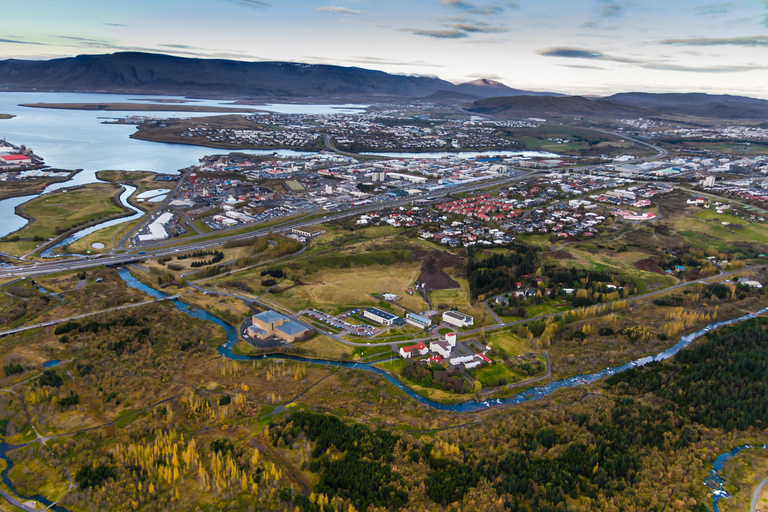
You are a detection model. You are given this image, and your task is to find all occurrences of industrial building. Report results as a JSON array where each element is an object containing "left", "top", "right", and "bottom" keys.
[
  {"left": 137, "top": 212, "right": 174, "bottom": 243},
  {"left": 442, "top": 310, "right": 474, "bottom": 328},
  {"left": 363, "top": 307, "right": 399, "bottom": 326},
  {"left": 247, "top": 310, "right": 311, "bottom": 343},
  {"left": 405, "top": 312, "right": 431, "bottom": 329}
]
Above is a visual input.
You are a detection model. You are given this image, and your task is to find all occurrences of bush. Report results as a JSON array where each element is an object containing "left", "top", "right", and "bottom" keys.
[
  {"left": 3, "top": 362, "right": 24, "bottom": 376},
  {"left": 39, "top": 369, "right": 63, "bottom": 388},
  {"left": 598, "top": 327, "right": 614, "bottom": 336},
  {"left": 75, "top": 464, "right": 116, "bottom": 489}
]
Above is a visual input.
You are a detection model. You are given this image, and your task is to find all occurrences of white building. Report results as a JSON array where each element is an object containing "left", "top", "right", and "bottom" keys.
[
  {"left": 399, "top": 342, "right": 428, "bottom": 359},
  {"left": 429, "top": 340, "right": 452, "bottom": 358},
  {"left": 445, "top": 332, "right": 457, "bottom": 346},
  {"left": 364, "top": 307, "right": 399, "bottom": 326},
  {"left": 137, "top": 212, "right": 174, "bottom": 242},
  {"left": 442, "top": 311, "right": 474, "bottom": 328}
]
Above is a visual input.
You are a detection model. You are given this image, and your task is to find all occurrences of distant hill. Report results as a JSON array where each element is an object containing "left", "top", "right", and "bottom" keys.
[
  {"left": 454, "top": 79, "right": 561, "bottom": 98},
  {"left": 467, "top": 95, "right": 651, "bottom": 119},
  {"left": 0, "top": 52, "right": 558, "bottom": 101},
  {"left": 605, "top": 93, "right": 768, "bottom": 121},
  {"left": 468, "top": 93, "right": 768, "bottom": 122}
]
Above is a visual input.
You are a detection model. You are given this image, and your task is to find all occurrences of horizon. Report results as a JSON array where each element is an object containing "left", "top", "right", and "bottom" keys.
[{"left": 2, "top": 1, "right": 768, "bottom": 100}]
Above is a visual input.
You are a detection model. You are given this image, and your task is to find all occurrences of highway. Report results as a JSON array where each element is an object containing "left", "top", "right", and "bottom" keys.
[{"left": 0, "top": 172, "right": 534, "bottom": 279}]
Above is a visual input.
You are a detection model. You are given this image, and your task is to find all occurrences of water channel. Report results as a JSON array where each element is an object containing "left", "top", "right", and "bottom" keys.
[{"left": 115, "top": 269, "right": 768, "bottom": 509}]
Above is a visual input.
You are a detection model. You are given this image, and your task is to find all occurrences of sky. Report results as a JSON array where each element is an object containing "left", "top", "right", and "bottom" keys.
[{"left": 2, "top": 0, "right": 768, "bottom": 98}]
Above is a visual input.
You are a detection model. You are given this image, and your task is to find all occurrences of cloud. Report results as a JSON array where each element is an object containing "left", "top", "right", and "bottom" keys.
[
  {"left": 316, "top": 6, "right": 362, "bottom": 15},
  {"left": 159, "top": 44, "right": 207, "bottom": 50},
  {"left": 538, "top": 47, "right": 603, "bottom": 59},
  {"left": 440, "top": 0, "right": 518, "bottom": 16},
  {"left": 350, "top": 56, "right": 445, "bottom": 67},
  {"left": 583, "top": 0, "right": 628, "bottom": 28},
  {"left": 402, "top": 28, "right": 468, "bottom": 38},
  {"left": 562, "top": 64, "right": 606, "bottom": 70},
  {"left": 659, "top": 36, "right": 768, "bottom": 47},
  {"left": 642, "top": 63, "right": 768, "bottom": 73},
  {"left": 536, "top": 46, "right": 639, "bottom": 63},
  {"left": 447, "top": 22, "right": 505, "bottom": 33},
  {"left": 403, "top": 19, "right": 505, "bottom": 39},
  {"left": 223, "top": 0, "right": 269, "bottom": 8},
  {"left": 0, "top": 38, "right": 51, "bottom": 47},
  {"left": 696, "top": 3, "right": 733, "bottom": 16},
  {"left": 103, "top": 23, "right": 129, "bottom": 27},
  {"left": 465, "top": 72, "right": 503, "bottom": 79},
  {"left": 538, "top": 45, "right": 767, "bottom": 73}
]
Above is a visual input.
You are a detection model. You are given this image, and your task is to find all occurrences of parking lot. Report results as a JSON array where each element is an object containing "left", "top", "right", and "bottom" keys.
[{"left": 302, "top": 308, "right": 377, "bottom": 337}]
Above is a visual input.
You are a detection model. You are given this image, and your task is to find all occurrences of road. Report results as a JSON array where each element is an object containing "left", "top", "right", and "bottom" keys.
[
  {"left": 0, "top": 295, "right": 180, "bottom": 338},
  {"left": 116, "top": 170, "right": 191, "bottom": 249},
  {"left": 0, "top": 172, "right": 534, "bottom": 280},
  {"left": 752, "top": 478, "right": 768, "bottom": 512}
]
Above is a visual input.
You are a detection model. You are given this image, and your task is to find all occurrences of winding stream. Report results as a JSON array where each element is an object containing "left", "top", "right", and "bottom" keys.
[
  {"left": 118, "top": 268, "right": 768, "bottom": 413},
  {"left": 40, "top": 185, "right": 142, "bottom": 258},
  {"left": 117, "top": 269, "right": 768, "bottom": 510},
  {"left": 705, "top": 445, "right": 768, "bottom": 512}
]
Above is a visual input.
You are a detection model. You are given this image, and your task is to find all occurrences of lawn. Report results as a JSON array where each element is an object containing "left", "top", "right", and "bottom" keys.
[
  {"left": 470, "top": 361, "right": 525, "bottom": 386},
  {"left": 63, "top": 220, "right": 140, "bottom": 254},
  {"left": 351, "top": 345, "right": 393, "bottom": 361},
  {"left": 676, "top": 214, "right": 768, "bottom": 246},
  {"left": 0, "top": 183, "right": 126, "bottom": 256},
  {"left": 485, "top": 329, "right": 533, "bottom": 356}
]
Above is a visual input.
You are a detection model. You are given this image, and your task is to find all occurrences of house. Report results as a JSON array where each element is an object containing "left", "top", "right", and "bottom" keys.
[
  {"left": 363, "top": 307, "right": 399, "bottom": 326},
  {"left": 247, "top": 310, "right": 310, "bottom": 343},
  {"left": 442, "top": 310, "right": 474, "bottom": 328},
  {"left": 445, "top": 332, "right": 457, "bottom": 346},
  {"left": 399, "top": 342, "right": 428, "bottom": 359},
  {"left": 429, "top": 340, "right": 452, "bottom": 358}
]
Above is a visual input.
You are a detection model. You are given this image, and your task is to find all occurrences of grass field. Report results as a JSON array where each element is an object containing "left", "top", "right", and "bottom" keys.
[
  {"left": 63, "top": 219, "right": 140, "bottom": 254},
  {"left": 485, "top": 329, "right": 532, "bottom": 356},
  {"left": 429, "top": 267, "right": 494, "bottom": 327},
  {"left": 269, "top": 263, "right": 425, "bottom": 315},
  {"left": 0, "top": 184, "right": 125, "bottom": 256}
]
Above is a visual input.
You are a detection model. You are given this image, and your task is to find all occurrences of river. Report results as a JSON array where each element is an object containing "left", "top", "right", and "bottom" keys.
[
  {"left": 0, "top": 93, "right": 362, "bottom": 239},
  {"left": 116, "top": 269, "right": 768, "bottom": 510},
  {"left": 0, "top": 92, "right": 562, "bottom": 240},
  {"left": 117, "top": 268, "right": 768, "bottom": 413},
  {"left": 39, "top": 184, "right": 142, "bottom": 258}
]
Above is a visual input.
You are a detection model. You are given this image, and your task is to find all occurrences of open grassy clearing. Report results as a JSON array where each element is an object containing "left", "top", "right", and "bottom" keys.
[
  {"left": 546, "top": 245, "right": 677, "bottom": 293},
  {"left": 269, "top": 262, "right": 425, "bottom": 316},
  {"left": 0, "top": 184, "right": 126, "bottom": 256},
  {"left": 63, "top": 219, "right": 142, "bottom": 254},
  {"left": 429, "top": 267, "right": 494, "bottom": 327},
  {"left": 232, "top": 334, "right": 354, "bottom": 361}
]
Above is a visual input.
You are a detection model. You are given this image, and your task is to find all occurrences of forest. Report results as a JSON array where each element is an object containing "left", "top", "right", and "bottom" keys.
[{"left": 607, "top": 317, "right": 768, "bottom": 431}]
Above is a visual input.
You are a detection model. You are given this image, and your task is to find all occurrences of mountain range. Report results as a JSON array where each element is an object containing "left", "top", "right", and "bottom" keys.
[
  {"left": 0, "top": 52, "right": 766, "bottom": 122},
  {"left": 0, "top": 52, "right": 552, "bottom": 100}
]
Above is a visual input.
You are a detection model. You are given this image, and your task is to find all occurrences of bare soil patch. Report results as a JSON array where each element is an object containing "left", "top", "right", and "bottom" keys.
[
  {"left": 414, "top": 250, "right": 463, "bottom": 292},
  {"left": 634, "top": 258, "right": 665, "bottom": 275},
  {"left": 543, "top": 250, "right": 575, "bottom": 260}
]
